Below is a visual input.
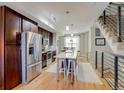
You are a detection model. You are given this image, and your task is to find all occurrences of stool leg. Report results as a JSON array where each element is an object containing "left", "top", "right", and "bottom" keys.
[
  {"left": 67, "top": 60, "right": 71, "bottom": 80},
  {"left": 71, "top": 62, "right": 74, "bottom": 85},
  {"left": 73, "top": 61, "right": 77, "bottom": 82},
  {"left": 57, "top": 58, "right": 59, "bottom": 81},
  {"left": 63, "top": 60, "right": 66, "bottom": 81}
]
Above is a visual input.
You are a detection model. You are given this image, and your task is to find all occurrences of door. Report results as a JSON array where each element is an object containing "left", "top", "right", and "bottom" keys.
[{"left": 5, "top": 45, "right": 21, "bottom": 89}]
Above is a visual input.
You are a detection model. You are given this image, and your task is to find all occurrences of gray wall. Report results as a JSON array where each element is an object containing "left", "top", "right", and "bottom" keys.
[
  {"left": 57, "top": 36, "right": 64, "bottom": 53},
  {"left": 89, "top": 24, "right": 113, "bottom": 66}
]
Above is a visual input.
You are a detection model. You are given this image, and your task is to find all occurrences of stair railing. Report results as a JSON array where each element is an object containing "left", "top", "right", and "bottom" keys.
[
  {"left": 99, "top": 2, "right": 124, "bottom": 42},
  {"left": 95, "top": 50, "right": 124, "bottom": 90}
]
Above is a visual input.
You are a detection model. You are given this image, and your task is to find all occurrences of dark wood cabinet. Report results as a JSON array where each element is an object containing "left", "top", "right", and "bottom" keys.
[
  {"left": 0, "top": 6, "right": 22, "bottom": 90},
  {"left": 49, "top": 32, "right": 53, "bottom": 46},
  {"left": 22, "top": 18, "right": 38, "bottom": 33},
  {"left": 0, "top": 6, "right": 5, "bottom": 90},
  {"left": 0, "top": 6, "right": 53, "bottom": 89},
  {"left": 38, "top": 27, "right": 54, "bottom": 46},
  {"left": 5, "top": 8, "right": 21, "bottom": 45},
  {"left": 31, "top": 23, "right": 38, "bottom": 33},
  {"left": 4, "top": 7, "right": 22, "bottom": 90},
  {"left": 5, "top": 45, "right": 21, "bottom": 89},
  {"left": 22, "top": 18, "right": 31, "bottom": 32},
  {"left": 38, "top": 27, "right": 44, "bottom": 35}
]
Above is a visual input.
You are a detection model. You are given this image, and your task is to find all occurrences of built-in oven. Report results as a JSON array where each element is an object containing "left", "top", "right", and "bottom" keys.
[
  {"left": 42, "top": 53, "right": 47, "bottom": 68},
  {"left": 47, "top": 51, "right": 51, "bottom": 60}
]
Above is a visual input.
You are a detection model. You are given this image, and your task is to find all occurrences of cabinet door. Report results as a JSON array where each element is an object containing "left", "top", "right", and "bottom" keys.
[
  {"left": 38, "top": 27, "right": 43, "bottom": 35},
  {"left": 31, "top": 23, "right": 38, "bottom": 33},
  {"left": 5, "top": 45, "right": 21, "bottom": 89},
  {"left": 22, "top": 18, "right": 31, "bottom": 32},
  {"left": 0, "top": 6, "right": 4, "bottom": 90},
  {"left": 49, "top": 32, "right": 53, "bottom": 45},
  {"left": 5, "top": 8, "right": 21, "bottom": 44}
]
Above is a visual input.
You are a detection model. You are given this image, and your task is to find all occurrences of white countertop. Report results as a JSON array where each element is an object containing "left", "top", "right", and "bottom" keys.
[
  {"left": 55, "top": 51, "right": 77, "bottom": 59},
  {"left": 42, "top": 50, "right": 56, "bottom": 54}
]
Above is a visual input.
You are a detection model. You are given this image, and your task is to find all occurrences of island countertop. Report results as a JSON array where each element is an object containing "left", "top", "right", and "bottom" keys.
[{"left": 55, "top": 51, "right": 77, "bottom": 60}]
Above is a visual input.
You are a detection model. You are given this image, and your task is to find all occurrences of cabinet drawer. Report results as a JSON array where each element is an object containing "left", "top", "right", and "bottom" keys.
[{"left": 27, "top": 62, "right": 41, "bottom": 82}]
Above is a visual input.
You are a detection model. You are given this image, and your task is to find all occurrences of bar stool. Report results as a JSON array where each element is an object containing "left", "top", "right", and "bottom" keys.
[
  {"left": 67, "top": 59, "right": 78, "bottom": 84},
  {"left": 58, "top": 58, "right": 67, "bottom": 80}
]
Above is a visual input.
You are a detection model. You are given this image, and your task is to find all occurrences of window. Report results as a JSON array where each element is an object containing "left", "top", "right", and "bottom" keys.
[{"left": 64, "top": 36, "right": 80, "bottom": 50}]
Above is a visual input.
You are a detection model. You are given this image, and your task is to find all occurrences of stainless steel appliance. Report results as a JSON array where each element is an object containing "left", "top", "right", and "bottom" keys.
[
  {"left": 21, "top": 32, "right": 42, "bottom": 84},
  {"left": 47, "top": 51, "right": 52, "bottom": 65},
  {"left": 42, "top": 53, "right": 47, "bottom": 68}
]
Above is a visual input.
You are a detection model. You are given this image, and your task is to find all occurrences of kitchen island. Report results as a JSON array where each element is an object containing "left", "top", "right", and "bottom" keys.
[{"left": 55, "top": 50, "right": 78, "bottom": 83}]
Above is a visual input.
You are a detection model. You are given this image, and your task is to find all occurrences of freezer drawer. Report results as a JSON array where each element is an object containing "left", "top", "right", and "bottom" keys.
[{"left": 27, "top": 62, "right": 41, "bottom": 82}]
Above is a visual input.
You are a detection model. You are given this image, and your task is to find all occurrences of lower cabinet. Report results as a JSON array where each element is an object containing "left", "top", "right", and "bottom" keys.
[{"left": 5, "top": 45, "right": 22, "bottom": 89}]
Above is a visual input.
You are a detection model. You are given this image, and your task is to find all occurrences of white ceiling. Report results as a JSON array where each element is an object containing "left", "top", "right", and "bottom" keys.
[{"left": 0, "top": 2, "right": 109, "bottom": 34}]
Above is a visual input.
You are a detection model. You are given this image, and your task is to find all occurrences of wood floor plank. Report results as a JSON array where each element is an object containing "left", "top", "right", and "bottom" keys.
[{"left": 13, "top": 57, "right": 111, "bottom": 90}]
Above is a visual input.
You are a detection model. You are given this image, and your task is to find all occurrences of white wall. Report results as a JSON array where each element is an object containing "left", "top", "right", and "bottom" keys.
[
  {"left": 89, "top": 23, "right": 113, "bottom": 66},
  {"left": 57, "top": 36, "right": 64, "bottom": 53}
]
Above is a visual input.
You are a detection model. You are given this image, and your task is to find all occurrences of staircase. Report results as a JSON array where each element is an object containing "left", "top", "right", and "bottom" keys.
[
  {"left": 96, "top": 3, "right": 124, "bottom": 90},
  {"left": 97, "top": 3, "right": 124, "bottom": 55}
]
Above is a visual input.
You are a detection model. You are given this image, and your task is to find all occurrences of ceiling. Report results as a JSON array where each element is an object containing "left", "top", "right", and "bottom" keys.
[{"left": 0, "top": 2, "right": 109, "bottom": 35}]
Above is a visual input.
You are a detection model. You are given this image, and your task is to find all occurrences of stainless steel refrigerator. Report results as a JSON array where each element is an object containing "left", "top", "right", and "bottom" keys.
[{"left": 21, "top": 32, "right": 42, "bottom": 84}]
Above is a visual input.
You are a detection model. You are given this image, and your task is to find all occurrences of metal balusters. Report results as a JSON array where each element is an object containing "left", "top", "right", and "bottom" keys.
[
  {"left": 103, "top": 10, "right": 106, "bottom": 24},
  {"left": 95, "top": 51, "right": 98, "bottom": 69},
  {"left": 117, "top": 6, "right": 122, "bottom": 42},
  {"left": 101, "top": 52, "right": 104, "bottom": 78},
  {"left": 114, "top": 56, "right": 118, "bottom": 90},
  {"left": 98, "top": 3, "right": 124, "bottom": 41},
  {"left": 95, "top": 50, "right": 124, "bottom": 90}
]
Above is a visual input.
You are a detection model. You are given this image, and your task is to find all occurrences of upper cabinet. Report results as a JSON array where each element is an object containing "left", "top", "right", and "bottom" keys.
[
  {"left": 31, "top": 23, "right": 38, "bottom": 33},
  {"left": 22, "top": 17, "right": 38, "bottom": 33},
  {"left": 38, "top": 27, "right": 43, "bottom": 35},
  {"left": 38, "top": 27, "right": 53, "bottom": 46},
  {"left": 49, "top": 32, "right": 53, "bottom": 46},
  {"left": 0, "top": 6, "right": 39, "bottom": 89},
  {"left": 22, "top": 18, "right": 31, "bottom": 31},
  {"left": 5, "top": 8, "right": 21, "bottom": 45}
]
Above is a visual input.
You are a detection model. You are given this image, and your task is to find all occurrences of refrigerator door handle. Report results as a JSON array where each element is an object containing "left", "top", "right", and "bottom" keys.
[{"left": 16, "top": 32, "right": 21, "bottom": 46}]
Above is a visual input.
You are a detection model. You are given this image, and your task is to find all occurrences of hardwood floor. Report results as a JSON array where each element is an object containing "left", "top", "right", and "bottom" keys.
[{"left": 13, "top": 57, "right": 111, "bottom": 90}]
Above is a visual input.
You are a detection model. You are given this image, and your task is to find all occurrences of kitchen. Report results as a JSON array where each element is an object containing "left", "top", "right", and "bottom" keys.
[
  {"left": 38, "top": 27, "right": 56, "bottom": 68},
  {"left": 0, "top": 2, "right": 112, "bottom": 90},
  {"left": 0, "top": 6, "right": 57, "bottom": 89}
]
